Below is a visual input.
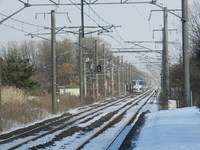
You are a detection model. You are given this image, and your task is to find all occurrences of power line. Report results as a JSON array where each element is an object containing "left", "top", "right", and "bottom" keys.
[
  {"left": 0, "top": 5, "right": 28, "bottom": 24},
  {"left": 68, "top": 0, "right": 115, "bottom": 33},
  {"left": 69, "top": 0, "right": 129, "bottom": 44},
  {"left": 0, "top": 13, "right": 47, "bottom": 28},
  {"left": 1, "top": 22, "right": 30, "bottom": 34},
  {"left": 84, "top": 3, "right": 113, "bottom": 26},
  {"left": 0, "top": 13, "right": 75, "bottom": 42}
]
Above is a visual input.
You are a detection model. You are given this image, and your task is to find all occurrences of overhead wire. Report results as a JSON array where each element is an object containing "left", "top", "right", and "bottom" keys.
[
  {"left": 67, "top": 0, "right": 129, "bottom": 52},
  {"left": 84, "top": 2, "right": 161, "bottom": 75},
  {"left": 0, "top": 13, "right": 47, "bottom": 28},
  {"left": 1, "top": 22, "right": 31, "bottom": 34},
  {"left": 1, "top": 1, "right": 161, "bottom": 75},
  {"left": 0, "top": 11, "right": 74, "bottom": 42},
  {"left": 68, "top": 0, "right": 112, "bottom": 27},
  {"left": 0, "top": 12, "right": 53, "bottom": 40}
]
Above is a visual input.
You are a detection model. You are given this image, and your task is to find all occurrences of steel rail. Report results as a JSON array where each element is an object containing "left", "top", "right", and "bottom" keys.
[
  {"left": 75, "top": 89, "right": 154, "bottom": 150},
  {"left": 1, "top": 90, "right": 151, "bottom": 149},
  {"left": 105, "top": 90, "right": 155, "bottom": 149},
  {"left": 0, "top": 95, "right": 130, "bottom": 144}
]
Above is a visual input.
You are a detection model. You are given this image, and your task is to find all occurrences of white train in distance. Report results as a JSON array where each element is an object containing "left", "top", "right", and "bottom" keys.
[{"left": 131, "top": 78, "right": 146, "bottom": 93}]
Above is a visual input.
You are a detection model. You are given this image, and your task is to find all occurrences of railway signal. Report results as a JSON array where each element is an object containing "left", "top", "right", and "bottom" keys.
[{"left": 96, "top": 65, "right": 102, "bottom": 73}]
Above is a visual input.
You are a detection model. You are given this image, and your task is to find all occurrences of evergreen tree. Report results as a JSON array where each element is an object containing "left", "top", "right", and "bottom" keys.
[{"left": 1, "top": 56, "right": 39, "bottom": 90}]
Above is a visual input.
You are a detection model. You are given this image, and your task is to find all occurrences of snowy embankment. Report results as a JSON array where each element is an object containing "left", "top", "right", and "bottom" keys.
[{"left": 135, "top": 107, "right": 200, "bottom": 150}]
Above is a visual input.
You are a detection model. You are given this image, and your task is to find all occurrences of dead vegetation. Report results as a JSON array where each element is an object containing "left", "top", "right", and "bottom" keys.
[{"left": 1, "top": 86, "right": 96, "bottom": 132}]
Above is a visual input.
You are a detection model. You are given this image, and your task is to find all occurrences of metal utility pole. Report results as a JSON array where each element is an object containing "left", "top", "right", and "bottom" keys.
[
  {"left": 79, "top": 29, "right": 84, "bottom": 101},
  {"left": 103, "top": 44, "right": 107, "bottom": 99},
  {"left": 130, "top": 65, "right": 133, "bottom": 91},
  {"left": 110, "top": 56, "right": 114, "bottom": 98},
  {"left": 83, "top": 61, "right": 87, "bottom": 97},
  {"left": 128, "top": 63, "right": 131, "bottom": 91},
  {"left": 126, "top": 63, "right": 129, "bottom": 92},
  {"left": 182, "top": 0, "right": 190, "bottom": 107},
  {"left": 162, "top": 7, "right": 169, "bottom": 109},
  {"left": 0, "top": 61, "right": 2, "bottom": 131},
  {"left": 150, "top": 7, "right": 175, "bottom": 109},
  {"left": 92, "top": 83, "right": 95, "bottom": 98},
  {"left": 92, "top": 58, "right": 95, "bottom": 98},
  {"left": 107, "top": 74, "right": 110, "bottom": 98},
  {"left": 151, "top": 0, "right": 190, "bottom": 107},
  {"left": 121, "top": 56, "right": 125, "bottom": 95},
  {"left": 51, "top": 10, "right": 57, "bottom": 114},
  {"left": 95, "top": 40, "right": 99, "bottom": 100},
  {"left": 117, "top": 56, "right": 121, "bottom": 96},
  {"left": 81, "top": 0, "right": 84, "bottom": 38},
  {"left": 161, "top": 42, "right": 164, "bottom": 92}
]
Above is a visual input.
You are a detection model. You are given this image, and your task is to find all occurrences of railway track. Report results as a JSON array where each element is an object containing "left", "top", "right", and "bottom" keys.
[
  {"left": 0, "top": 95, "right": 130, "bottom": 143},
  {"left": 0, "top": 89, "right": 155, "bottom": 150},
  {"left": 75, "top": 90, "right": 155, "bottom": 150}
]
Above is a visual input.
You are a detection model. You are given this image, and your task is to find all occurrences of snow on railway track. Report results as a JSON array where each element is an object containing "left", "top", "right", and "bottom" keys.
[
  {"left": 75, "top": 90, "right": 156, "bottom": 150},
  {"left": 0, "top": 88, "right": 157, "bottom": 150}
]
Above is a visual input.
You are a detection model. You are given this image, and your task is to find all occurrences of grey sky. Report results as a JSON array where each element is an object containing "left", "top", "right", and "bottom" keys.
[{"left": 0, "top": 1, "right": 182, "bottom": 42}]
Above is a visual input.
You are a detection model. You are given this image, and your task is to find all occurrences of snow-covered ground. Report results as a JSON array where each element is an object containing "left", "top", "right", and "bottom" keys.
[
  {"left": 1, "top": 91, "right": 154, "bottom": 150},
  {"left": 135, "top": 107, "right": 200, "bottom": 150},
  {"left": 5, "top": 91, "right": 200, "bottom": 150}
]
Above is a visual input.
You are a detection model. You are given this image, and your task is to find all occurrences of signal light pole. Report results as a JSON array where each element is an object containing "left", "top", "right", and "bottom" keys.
[
  {"left": 79, "top": 29, "right": 84, "bottom": 102},
  {"left": 103, "top": 44, "right": 107, "bottom": 99},
  {"left": 97, "top": 65, "right": 102, "bottom": 72},
  {"left": 95, "top": 40, "right": 99, "bottom": 100},
  {"left": 117, "top": 56, "right": 121, "bottom": 97},
  {"left": 110, "top": 56, "right": 114, "bottom": 98}
]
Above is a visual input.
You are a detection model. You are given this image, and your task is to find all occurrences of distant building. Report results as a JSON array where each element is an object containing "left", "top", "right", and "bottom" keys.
[{"left": 58, "top": 86, "right": 80, "bottom": 96}]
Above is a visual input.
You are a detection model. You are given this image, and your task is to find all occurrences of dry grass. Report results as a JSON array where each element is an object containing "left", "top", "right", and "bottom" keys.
[
  {"left": 2, "top": 86, "right": 27, "bottom": 104},
  {"left": 57, "top": 95, "right": 97, "bottom": 113},
  {"left": 2, "top": 87, "right": 51, "bottom": 131},
  {"left": 1, "top": 86, "right": 97, "bottom": 132}
]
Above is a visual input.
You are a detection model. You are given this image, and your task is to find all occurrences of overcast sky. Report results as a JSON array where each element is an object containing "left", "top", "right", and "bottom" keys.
[
  {"left": 0, "top": 0, "right": 183, "bottom": 42},
  {"left": 0, "top": 0, "right": 196, "bottom": 82}
]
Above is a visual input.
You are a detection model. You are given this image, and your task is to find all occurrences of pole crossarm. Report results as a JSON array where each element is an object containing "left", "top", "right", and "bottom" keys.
[
  {"left": 111, "top": 50, "right": 162, "bottom": 53},
  {"left": 126, "top": 40, "right": 176, "bottom": 44},
  {"left": 26, "top": 25, "right": 119, "bottom": 39},
  {"left": 153, "top": 29, "right": 177, "bottom": 32},
  {"left": 125, "top": 40, "right": 162, "bottom": 43},
  {"left": 140, "top": 62, "right": 161, "bottom": 64},
  {"left": 19, "top": 0, "right": 157, "bottom": 6},
  {"left": 151, "top": 3, "right": 185, "bottom": 21},
  {"left": 153, "top": 29, "right": 177, "bottom": 39},
  {"left": 113, "top": 47, "right": 149, "bottom": 50},
  {"left": 125, "top": 41, "right": 160, "bottom": 53},
  {"left": 67, "top": 25, "right": 121, "bottom": 29}
]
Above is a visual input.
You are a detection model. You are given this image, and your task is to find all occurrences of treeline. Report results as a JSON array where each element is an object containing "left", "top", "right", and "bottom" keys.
[
  {"left": 0, "top": 36, "right": 146, "bottom": 99},
  {"left": 0, "top": 38, "right": 77, "bottom": 93},
  {"left": 170, "top": 1, "right": 200, "bottom": 107}
]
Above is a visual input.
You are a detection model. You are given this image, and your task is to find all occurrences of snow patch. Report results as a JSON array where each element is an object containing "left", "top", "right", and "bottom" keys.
[{"left": 135, "top": 107, "right": 200, "bottom": 150}]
